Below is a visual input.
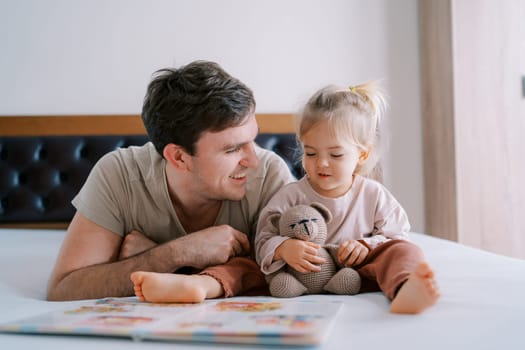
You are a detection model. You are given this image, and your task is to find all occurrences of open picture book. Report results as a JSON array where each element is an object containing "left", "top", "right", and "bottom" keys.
[{"left": 0, "top": 296, "right": 343, "bottom": 346}]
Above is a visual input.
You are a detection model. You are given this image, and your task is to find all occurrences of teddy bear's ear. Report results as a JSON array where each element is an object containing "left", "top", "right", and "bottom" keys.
[
  {"left": 310, "top": 202, "right": 333, "bottom": 223},
  {"left": 267, "top": 212, "right": 282, "bottom": 230}
]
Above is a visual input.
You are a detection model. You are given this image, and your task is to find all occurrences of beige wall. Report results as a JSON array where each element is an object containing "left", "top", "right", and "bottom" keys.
[{"left": 0, "top": 0, "right": 424, "bottom": 232}]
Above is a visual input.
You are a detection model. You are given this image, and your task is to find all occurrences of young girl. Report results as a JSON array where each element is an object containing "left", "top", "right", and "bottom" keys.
[{"left": 254, "top": 82, "right": 439, "bottom": 314}]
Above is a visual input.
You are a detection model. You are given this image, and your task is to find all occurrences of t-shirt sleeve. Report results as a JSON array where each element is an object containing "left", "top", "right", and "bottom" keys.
[
  {"left": 71, "top": 152, "right": 127, "bottom": 235},
  {"left": 255, "top": 218, "right": 290, "bottom": 274},
  {"left": 254, "top": 184, "right": 299, "bottom": 275},
  {"left": 249, "top": 148, "right": 295, "bottom": 235},
  {"left": 362, "top": 185, "right": 411, "bottom": 248}
]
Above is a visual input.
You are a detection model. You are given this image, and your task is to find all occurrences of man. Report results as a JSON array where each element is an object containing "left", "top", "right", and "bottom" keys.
[{"left": 47, "top": 61, "right": 294, "bottom": 301}]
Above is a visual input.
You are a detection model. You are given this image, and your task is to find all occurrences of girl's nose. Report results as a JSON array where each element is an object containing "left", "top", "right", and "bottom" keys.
[{"left": 317, "top": 156, "right": 329, "bottom": 167}]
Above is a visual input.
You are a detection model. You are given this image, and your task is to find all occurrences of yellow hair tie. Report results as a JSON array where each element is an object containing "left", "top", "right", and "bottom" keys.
[{"left": 349, "top": 86, "right": 356, "bottom": 93}]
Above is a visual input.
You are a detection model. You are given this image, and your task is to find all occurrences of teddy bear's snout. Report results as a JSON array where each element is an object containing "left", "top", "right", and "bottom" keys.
[{"left": 292, "top": 218, "right": 318, "bottom": 240}]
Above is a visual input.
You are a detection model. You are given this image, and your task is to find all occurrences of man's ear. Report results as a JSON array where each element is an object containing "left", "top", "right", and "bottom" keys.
[{"left": 163, "top": 144, "right": 191, "bottom": 171}]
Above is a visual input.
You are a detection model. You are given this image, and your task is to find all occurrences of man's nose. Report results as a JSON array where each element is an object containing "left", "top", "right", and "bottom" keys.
[{"left": 240, "top": 142, "right": 259, "bottom": 168}]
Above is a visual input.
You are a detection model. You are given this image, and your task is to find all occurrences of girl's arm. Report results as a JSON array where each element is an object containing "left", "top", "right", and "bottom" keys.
[
  {"left": 254, "top": 210, "right": 291, "bottom": 274},
  {"left": 361, "top": 185, "right": 411, "bottom": 249}
]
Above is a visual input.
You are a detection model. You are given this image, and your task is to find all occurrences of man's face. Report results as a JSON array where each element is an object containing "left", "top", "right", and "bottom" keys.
[{"left": 187, "top": 113, "right": 259, "bottom": 201}]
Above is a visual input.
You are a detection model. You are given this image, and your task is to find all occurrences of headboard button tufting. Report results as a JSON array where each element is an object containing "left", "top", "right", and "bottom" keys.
[{"left": 0, "top": 134, "right": 302, "bottom": 223}]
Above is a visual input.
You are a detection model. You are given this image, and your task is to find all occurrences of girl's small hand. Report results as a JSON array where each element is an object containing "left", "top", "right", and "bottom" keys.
[
  {"left": 338, "top": 240, "right": 369, "bottom": 267},
  {"left": 275, "top": 239, "right": 326, "bottom": 273}
]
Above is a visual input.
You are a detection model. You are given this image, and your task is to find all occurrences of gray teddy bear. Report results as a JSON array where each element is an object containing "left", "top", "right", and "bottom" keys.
[{"left": 267, "top": 203, "right": 361, "bottom": 298}]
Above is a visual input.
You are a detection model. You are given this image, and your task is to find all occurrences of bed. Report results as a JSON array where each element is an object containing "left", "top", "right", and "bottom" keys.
[{"left": 1, "top": 115, "right": 524, "bottom": 349}]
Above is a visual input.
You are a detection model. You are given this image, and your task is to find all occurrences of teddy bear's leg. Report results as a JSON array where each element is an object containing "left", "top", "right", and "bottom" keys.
[
  {"left": 269, "top": 272, "right": 308, "bottom": 298},
  {"left": 324, "top": 268, "right": 361, "bottom": 295}
]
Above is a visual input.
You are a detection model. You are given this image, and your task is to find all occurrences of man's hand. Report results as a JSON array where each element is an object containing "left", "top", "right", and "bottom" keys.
[
  {"left": 274, "top": 239, "right": 326, "bottom": 273},
  {"left": 337, "top": 240, "right": 369, "bottom": 267},
  {"left": 178, "top": 225, "right": 250, "bottom": 269},
  {"left": 119, "top": 230, "right": 157, "bottom": 260}
]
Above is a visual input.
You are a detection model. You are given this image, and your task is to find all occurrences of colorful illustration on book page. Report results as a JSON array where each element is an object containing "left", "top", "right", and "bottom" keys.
[
  {"left": 64, "top": 298, "right": 194, "bottom": 316},
  {"left": 54, "top": 297, "right": 201, "bottom": 334},
  {"left": 78, "top": 315, "right": 154, "bottom": 327},
  {"left": 214, "top": 301, "right": 281, "bottom": 312},
  {"left": 65, "top": 305, "right": 129, "bottom": 314},
  {"left": 251, "top": 314, "right": 322, "bottom": 329}
]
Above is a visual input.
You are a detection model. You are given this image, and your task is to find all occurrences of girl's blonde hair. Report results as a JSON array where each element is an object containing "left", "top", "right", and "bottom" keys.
[{"left": 296, "top": 81, "right": 387, "bottom": 178}]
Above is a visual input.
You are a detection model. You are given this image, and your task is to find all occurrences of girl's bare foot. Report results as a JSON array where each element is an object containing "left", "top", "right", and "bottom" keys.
[
  {"left": 390, "top": 262, "right": 440, "bottom": 314},
  {"left": 130, "top": 271, "right": 223, "bottom": 303}
]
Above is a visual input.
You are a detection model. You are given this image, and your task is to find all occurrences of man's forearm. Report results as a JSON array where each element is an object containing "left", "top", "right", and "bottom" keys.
[{"left": 47, "top": 240, "right": 185, "bottom": 301}]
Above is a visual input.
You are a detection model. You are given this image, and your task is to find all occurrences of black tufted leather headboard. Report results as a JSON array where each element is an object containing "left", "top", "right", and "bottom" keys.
[{"left": 0, "top": 133, "right": 303, "bottom": 225}]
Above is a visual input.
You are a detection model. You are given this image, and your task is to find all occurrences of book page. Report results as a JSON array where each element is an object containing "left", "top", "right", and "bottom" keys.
[
  {"left": 140, "top": 297, "right": 343, "bottom": 345},
  {"left": 0, "top": 296, "right": 343, "bottom": 346}
]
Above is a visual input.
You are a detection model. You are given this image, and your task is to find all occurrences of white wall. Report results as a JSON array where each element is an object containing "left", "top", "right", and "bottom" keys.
[{"left": 0, "top": 0, "right": 424, "bottom": 232}]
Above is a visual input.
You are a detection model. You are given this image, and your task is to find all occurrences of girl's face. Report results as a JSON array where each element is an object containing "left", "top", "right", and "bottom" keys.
[{"left": 301, "top": 119, "right": 365, "bottom": 198}]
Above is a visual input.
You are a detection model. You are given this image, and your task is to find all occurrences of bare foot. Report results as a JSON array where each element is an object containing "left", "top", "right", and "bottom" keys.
[
  {"left": 130, "top": 272, "right": 223, "bottom": 303},
  {"left": 390, "top": 262, "right": 440, "bottom": 314}
]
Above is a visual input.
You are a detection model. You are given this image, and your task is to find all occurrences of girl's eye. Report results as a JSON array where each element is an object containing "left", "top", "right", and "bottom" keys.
[
  {"left": 331, "top": 154, "right": 344, "bottom": 158},
  {"left": 305, "top": 152, "right": 316, "bottom": 157}
]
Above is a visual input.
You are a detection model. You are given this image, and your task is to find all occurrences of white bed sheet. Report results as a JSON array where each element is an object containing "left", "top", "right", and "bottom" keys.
[{"left": 0, "top": 228, "right": 524, "bottom": 349}]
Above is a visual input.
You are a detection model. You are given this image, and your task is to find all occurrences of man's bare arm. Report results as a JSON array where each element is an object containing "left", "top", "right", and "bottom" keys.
[
  {"left": 118, "top": 230, "right": 157, "bottom": 259},
  {"left": 47, "top": 212, "right": 250, "bottom": 301}
]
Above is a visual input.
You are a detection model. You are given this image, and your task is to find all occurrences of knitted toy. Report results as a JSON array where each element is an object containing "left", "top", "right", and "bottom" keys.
[{"left": 267, "top": 203, "right": 361, "bottom": 298}]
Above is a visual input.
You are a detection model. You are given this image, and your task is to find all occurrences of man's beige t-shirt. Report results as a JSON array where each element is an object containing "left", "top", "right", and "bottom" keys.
[{"left": 72, "top": 142, "right": 294, "bottom": 243}]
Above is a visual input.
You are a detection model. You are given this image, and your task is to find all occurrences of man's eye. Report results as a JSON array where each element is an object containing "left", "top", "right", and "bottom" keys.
[
  {"left": 289, "top": 224, "right": 296, "bottom": 229},
  {"left": 311, "top": 218, "right": 318, "bottom": 222},
  {"left": 226, "top": 147, "right": 241, "bottom": 153}
]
